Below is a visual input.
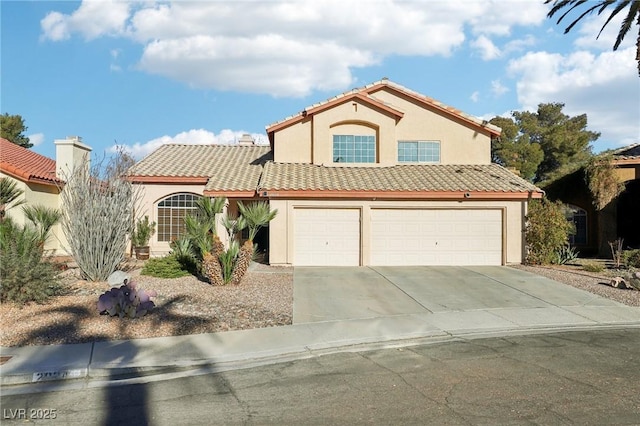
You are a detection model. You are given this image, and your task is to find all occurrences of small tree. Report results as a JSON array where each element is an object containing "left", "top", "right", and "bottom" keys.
[
  {"left": 58, "top": 152, "right": 142, "bottom": 281},
  {"left": 0, "top": 113, "right": 32, "bottom": 148},
  {"left": 525, "top": 198, "right": 574, "bottom": 265}
]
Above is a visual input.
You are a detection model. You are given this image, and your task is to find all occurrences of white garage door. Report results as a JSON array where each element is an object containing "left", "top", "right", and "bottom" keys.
[
  {"left": 294, "top": 208, "right": 361, "bottom": 266},
  {"left": 370, "top": 209, "right": 503, "bottom": 266}
]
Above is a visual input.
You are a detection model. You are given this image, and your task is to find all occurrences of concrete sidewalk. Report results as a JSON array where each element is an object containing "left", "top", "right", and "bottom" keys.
[{"left": 2, "top": 266, "right": 640, "bottom": 388}]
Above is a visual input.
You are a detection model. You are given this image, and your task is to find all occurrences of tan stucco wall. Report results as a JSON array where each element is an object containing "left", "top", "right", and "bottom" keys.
[
  {"left": 615, "top": 165, "right": 640, "bottom": 182},
  {"left": 268, "top": 199, "right": 526, "bottom": 266},
  {"left": 368, "top": 89, "right": 492, "bottom": 164},
  {"left": 271, "top": 86, "right": 493, "bottom": 166},
  {"left": 273, "top": 119, "right": 312, "bottom": 163},
  {"left": 0, "top": 172, "right": 66, "bottom": 253}
]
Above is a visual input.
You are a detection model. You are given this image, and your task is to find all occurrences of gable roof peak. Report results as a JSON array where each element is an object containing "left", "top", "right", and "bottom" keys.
[{"left": 266, "top": 79, "right": 501, "bottom": 137}]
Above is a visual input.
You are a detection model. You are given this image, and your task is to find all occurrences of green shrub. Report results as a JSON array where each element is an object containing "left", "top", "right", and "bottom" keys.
[
  {"left": 582, "top": 262, "right": 605, "bottom": 273},
  {"left": 525, "top": 199, "right": 573, "bottom": 265},
  {"left": 0, "top": 220, "right": 61, "bottom": 303},
  {"left": 622, "top": 249, "right": 640, "bottom": 269},
  {"left": 141, "top": 254, "right": 195, "bottom": 278},
  {"left": 553, "top": 244, "right": 579, "bottom": 265}
]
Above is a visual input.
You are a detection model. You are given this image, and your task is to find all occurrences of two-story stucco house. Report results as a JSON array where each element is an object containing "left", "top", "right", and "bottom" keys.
[{"left": 128, "top": 79, "right": 543, "bottom": 266}]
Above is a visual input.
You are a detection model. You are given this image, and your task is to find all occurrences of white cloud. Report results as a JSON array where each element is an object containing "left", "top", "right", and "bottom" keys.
[
  {"left": 471, "top": 35, "right": 501, "bottom": 60},
  {"left": 491, "top": 79, "right": 509, "bottom": 97},
  {"left": 470, "top": 91, "right": 480, "bottom": 103},
  {"left": 39, "top": 0, "right": 552, "bottom": 97},
  {"left": 28, "top": 133, "right": 45, "bottom": 147},
  {"left": 468, "top": 1, "right": 547, "bottom": 36},
  {"left": 41, "top": 0, "right": 131, "bottom": 41},
  {"left": 115, "top": 129, "right": 269, "bottom": 159},
  {"left": 507, "top": 47, "right": 639, "bottom": 150}
]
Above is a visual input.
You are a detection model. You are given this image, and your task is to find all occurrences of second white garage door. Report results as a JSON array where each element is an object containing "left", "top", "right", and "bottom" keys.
[
  {"left": 370, "top": 209, "right": 503, "bottom": 266},
  {"left": 294, "top": 208, "right": 361, "bottom": 266}
]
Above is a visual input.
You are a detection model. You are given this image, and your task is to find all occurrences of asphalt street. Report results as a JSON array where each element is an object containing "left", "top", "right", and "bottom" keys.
[{"left": 2, "top": 328, "right": 639, "bottom": 425}]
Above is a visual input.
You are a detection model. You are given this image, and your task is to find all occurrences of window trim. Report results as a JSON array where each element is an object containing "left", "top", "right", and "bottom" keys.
[
  {"left": 332, "top": 134, "right": 377, "bottom": 163},
  {"left": 397, "top": 140, "right": 441, "bottom": 164},
  {"left": 156, "top": 193, "right": 202, "bottom": 242},
  {"left": 567, "top": 204, "right": 588, "bottom": 246}
]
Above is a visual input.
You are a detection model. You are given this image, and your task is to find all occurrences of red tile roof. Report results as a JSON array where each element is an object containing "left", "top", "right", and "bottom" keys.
[{"left": 0, "top": 137, "right": 61, "bottom": 186}]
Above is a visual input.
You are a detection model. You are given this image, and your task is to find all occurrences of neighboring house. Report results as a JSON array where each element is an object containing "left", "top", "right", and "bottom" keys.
[
  {"left": 128, "top": 79, "right": 543, "bottom": 266},
  {"left": 544, "top": 143, "right": 640, "bottom": 255},
  {"left": 0, "top": 136, "right": 92, "bottom": 254}
]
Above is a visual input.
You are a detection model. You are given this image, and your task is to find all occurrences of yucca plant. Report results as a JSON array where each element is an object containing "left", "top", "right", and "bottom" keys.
[
  {"left": 238, "top": 201, "right": 277, "bottom": 242},
  {"left": 228, "top": 201, "right": 278, "bottom": 284},
  {"left": 219, "top": 240, "right": 240, "bottom": 284},
  {"left": 183, "top": 197, "right": 227, "bottom": 284},
  {"left": 0, "top": 218, "right": 61, "bottom": 303}
]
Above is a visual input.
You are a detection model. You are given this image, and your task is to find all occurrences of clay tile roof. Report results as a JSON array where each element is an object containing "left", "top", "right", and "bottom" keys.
[
  {"left": 612, "top": 143, "right": 640, "bottom": 159},
  {"left": 127, "top": 144, "right": 272, "bottom": 193},
  {"left": 266, "top": 79, "right": 501, "bottom": 137},
  {"left": 258, "top": 163, "right": 542, "bottom": 197},
  {"left": 0, "top": 137, "right": 61, "bottom": 185}
]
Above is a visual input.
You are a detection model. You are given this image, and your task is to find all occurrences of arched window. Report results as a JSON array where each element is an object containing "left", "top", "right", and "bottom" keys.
[
  {"left": 567, "top": 205, "right": 587, "bottom": 245},
  {"left": 156, "top": 193, "right": 202, "bottom": 242}
]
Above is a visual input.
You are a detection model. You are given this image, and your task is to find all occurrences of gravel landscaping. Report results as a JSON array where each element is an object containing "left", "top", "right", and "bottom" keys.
[{"left": 0, "top": 261, "right": 638, "bottom": 347}]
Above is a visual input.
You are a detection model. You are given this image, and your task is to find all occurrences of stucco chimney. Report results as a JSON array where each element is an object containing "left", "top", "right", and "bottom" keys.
[
  {"left": 238, "top": 134, "right": 255, "bottom": 146},
  {"left": 54, "top": 136, "right": 92, "bottom": 180}
]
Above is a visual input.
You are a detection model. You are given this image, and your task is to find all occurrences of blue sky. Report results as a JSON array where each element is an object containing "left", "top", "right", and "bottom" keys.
[{"left": 2, "top": 0, "right": 639, "bottom": 161}]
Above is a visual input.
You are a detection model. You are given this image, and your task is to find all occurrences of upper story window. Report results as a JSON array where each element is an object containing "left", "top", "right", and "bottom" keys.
[
  {"left": 398, "top": 141, "right": 440, "bottom": 163},
  {"left": 567, "top": 205, "right": 587, "bottom": 246},
  {"left": 157, "top": 193, "right": 202, "bottom": 242},
  {"left": 333, "top": 135, "right": 376, "bottom": 163}
]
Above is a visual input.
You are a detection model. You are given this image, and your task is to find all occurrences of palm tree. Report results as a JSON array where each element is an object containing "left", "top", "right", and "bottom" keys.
[
  {"left": 22, "top": 205, "right": 62, "bottom": 245},
  {"left": 545, "top": 0, "right": 640, "bottom": 76},
  {"left": 0, "top": 177, "right": 25, "bottom": 221}
]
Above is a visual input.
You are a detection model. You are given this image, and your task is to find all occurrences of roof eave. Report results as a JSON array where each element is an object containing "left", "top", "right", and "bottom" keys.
[
  {"left": 364, "top": 82, "right": 501, "bottom": 138},
  {"left": 265, "top": 92, "right": 404, "bottom": 135},
  {"left": 258, "top": 190, "right": 543, "bottom": 200},
  {"left": 1, "top": 164, "right": 61, "bottom": 187},
  {"left": 203, "top": 190, "right": 258, "bottom": 198},
  {"left": 127, "top": 176, "right": 210, "bottom": 184}
]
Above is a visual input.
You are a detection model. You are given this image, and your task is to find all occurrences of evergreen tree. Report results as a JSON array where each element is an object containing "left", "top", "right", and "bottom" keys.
[{"left": 0, "top": 113, "right": 32, "bottom": 148}]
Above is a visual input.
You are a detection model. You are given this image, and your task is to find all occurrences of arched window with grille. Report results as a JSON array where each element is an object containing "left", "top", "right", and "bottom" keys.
[
  {"left": 156, "top": 193, "right": 202, "bottom": 242},
  {"left": 567, "top": 205, "right": 587, "bottom": 246}
]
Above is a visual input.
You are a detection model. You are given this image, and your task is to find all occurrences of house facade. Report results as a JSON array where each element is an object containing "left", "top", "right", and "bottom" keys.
[
  {"left": 0, "top": 136, "right": 91, "bottom": 254},
  {"left": 544, "top": 143, "right": 640, "bottom": 255},
  {"left": 128, "top": 79, "right": 543, "bottom": 265}
]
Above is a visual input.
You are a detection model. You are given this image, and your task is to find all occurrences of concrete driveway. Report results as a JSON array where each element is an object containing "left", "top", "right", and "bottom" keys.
[{"left": 293, "top": 266, "right": 624, "bottom": 323}]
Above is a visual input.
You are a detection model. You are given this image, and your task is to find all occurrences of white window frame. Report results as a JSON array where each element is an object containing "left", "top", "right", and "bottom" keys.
[{"left": 398, "top": 140, "right": 440, "bottom": 163}]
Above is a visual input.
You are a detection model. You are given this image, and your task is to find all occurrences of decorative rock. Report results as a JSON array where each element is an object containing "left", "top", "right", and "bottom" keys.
[{"left": 107, "top": 270, "right": 130, "bottom": 287}]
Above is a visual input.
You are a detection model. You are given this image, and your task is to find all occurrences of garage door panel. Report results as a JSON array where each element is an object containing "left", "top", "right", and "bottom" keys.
[
  {"left": 371, "top": 209, "right": 502, "bottom": 266},
  {"left": 294, "top": 208, "right": 360, "bottom": 266}
]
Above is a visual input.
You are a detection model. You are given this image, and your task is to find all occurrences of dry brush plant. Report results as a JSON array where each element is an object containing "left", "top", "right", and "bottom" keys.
[
  {"left": 58, "top": 150, "right": 142, "bottom": 281},
  {"left": 525, "top": 198, "right": 573, "bottom": 265}
]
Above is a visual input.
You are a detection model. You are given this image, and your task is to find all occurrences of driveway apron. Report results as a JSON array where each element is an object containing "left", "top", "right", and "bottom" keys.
[{"left": 293, "top": 266, "right": 625, "bottom": 324}]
